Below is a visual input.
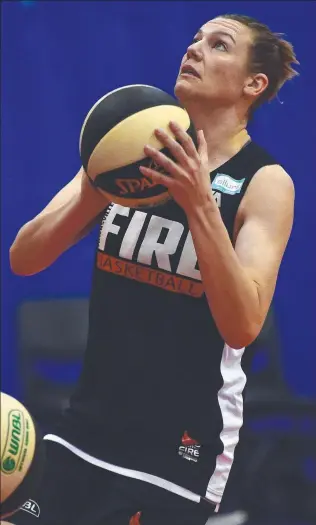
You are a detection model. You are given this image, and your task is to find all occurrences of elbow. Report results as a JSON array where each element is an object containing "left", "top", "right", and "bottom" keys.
[
  {"left": 9, "top": 222, "right": 49, "bottom": 276},
  {"left": 9, "top": 244, "right": 29, "bottom": 276},
  {"left": 225, "top": 334, "right": 257, "bottom": 350},
  {"left": 224, "top": 320, "right": 262, "bottom": 349},
  {"left": 9, "top": 243, "right": 41, "bottom": 276},
  {"left": 9, "top": 226, "right": 29, "bottom": 276}
]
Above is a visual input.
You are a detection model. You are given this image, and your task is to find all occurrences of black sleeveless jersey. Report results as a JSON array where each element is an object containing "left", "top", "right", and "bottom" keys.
[{"left": 51, "top": 141, "right": 278, "bottom": 504}]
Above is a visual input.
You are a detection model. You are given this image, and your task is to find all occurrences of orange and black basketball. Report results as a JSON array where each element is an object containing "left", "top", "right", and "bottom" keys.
[{"left": 79, "top": 84, "right": 197, "bottom": 208}]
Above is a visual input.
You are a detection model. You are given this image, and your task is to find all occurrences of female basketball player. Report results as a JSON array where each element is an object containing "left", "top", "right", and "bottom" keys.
[{"left": 9, "top": 14, "right": 298, "bottom": 525}]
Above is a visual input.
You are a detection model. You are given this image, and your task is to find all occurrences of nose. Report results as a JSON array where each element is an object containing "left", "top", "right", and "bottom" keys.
[{"left": 186, "top": 41, "right": 203, "bottom": 62}]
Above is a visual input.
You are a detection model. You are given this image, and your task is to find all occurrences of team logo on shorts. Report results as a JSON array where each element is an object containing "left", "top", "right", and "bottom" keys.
[
  {"left": 178, "top": 431, "right": 201, "bottom": 463},
  {"left": 21, "top": 499, "right": 40, "bottom": 518}
]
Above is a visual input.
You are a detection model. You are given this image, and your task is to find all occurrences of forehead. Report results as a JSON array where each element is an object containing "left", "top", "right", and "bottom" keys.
[{"left": 199, "top": 17, "right": 253, "bottom": 44}]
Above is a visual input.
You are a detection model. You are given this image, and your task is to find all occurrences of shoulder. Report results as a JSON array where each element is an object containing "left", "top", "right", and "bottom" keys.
[
  {"left": 234, "top": 164, "right": 294, "bottom": 242},
  {"left": 241, "top": 141, "right": 278, "bottom": 172},
  {"left": 241, "top": 164, "right": 295, "bottom": 216}
]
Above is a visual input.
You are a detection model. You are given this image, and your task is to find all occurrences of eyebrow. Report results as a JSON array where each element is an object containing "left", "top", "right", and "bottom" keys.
[{"left": 196, "top": 29, "right": 236, "bottom": 45}]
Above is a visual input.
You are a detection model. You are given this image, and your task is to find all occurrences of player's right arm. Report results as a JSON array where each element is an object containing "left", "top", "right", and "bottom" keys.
[{"left": 9, "top": 167, "right": 109, "bottom": 276}]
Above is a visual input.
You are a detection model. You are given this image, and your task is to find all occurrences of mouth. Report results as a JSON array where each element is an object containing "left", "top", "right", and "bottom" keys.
[{"left": 180, "top": 64, "right": 201, "bottom": 79}]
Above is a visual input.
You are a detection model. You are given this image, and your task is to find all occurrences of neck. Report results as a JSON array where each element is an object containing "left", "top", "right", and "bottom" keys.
[{"left": 187, "top": 103, "right": 251, "bottom": 172}]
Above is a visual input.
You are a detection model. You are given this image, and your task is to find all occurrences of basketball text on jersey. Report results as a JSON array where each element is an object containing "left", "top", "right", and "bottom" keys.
[{"left": 97, "top": 192, "right": 221, "bottom": 298}]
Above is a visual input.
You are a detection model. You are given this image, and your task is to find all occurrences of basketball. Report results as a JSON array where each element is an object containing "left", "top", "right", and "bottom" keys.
[
  {"left": 79, "top": 84, "right": 197, "bottom": 208},
  {"left": 0, "top": 393, "right": 45, "bottom": 519}
]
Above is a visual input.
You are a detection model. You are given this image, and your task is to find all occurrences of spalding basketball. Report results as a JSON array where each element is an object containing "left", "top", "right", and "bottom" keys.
[
  {"left": 0, "top": 393, "right": 45, "bottom": 519},
  {"left": 79, "top": 84, "right": 197, "bottom": 208}
]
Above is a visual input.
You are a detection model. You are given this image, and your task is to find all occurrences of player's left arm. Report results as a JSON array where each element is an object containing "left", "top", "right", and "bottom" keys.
[
  {"left": 189, "top": 165, "right": 295, "bottom": 348},
  {"left": 140, "top": 125, "right": 294, "bottom": 349}
]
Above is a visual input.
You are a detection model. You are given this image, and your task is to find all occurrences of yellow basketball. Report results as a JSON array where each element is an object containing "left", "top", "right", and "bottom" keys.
[
  {"left": 0, "top": 393, "right": 44, "bottom": 519},
  {"left": 79, "top": 84, "right": 197, "bottom": 209}
]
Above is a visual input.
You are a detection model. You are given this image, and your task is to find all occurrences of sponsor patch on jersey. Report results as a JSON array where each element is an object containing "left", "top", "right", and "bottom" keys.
[{"left": 212, "top": 174, "right": 245, "bottom": 195}]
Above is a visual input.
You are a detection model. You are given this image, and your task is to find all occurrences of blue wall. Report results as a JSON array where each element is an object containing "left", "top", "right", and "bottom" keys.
[{"left": 2, "top": 1, "right": 316, "bottom": 397}]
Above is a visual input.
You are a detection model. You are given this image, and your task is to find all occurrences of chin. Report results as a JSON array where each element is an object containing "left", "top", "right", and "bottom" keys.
[{"left": 174, "top": 78, "right": 197, "bottom": 105}]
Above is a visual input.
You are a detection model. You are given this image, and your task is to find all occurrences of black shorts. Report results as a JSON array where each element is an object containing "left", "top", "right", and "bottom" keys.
[{"left": 11, "top": 440, "right": 216, "bottom": 525}]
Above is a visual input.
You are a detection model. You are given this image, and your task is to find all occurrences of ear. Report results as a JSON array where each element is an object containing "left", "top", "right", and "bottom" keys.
[{"left": 244, "top": 73, "right": 269, "bottom": 100}]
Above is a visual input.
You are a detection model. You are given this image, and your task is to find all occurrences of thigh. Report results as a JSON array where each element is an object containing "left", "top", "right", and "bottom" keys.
[
  {"left": 90, "top": 498, "right": 213, "bottom": 525},
  {"left": 139, "top": 506, "right": 213, "bottom": 525},
  {"left": 141, "top": 497, "right": 214, "bottom": 525},
  {"left": 10, "top": 441, "right": 113, "bottom": 525},
  {"left": 108, "top": 474, "right": 215, "bottom": 525}
]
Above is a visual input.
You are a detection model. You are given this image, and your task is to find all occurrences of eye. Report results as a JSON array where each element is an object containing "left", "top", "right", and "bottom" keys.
[
  {"left": 213, "top": 40, "right": 228, "bottom": 52},
  {"left": 191, "top": 37, "right": 201, "bottom": 45}
]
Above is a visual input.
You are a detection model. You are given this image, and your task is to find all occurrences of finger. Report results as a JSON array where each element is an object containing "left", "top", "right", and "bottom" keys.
[
  {"left": 139, "top": 166, "right": 174, "bottom": 189},
  {"left": 144, "top": 145, "right": 182, "bottom": 179},
  {"left": 169, "top": 121, "right": 199, "bottom": 160},
  {"left": 154, "top": 128, "right": 189, "bottom": 168}
]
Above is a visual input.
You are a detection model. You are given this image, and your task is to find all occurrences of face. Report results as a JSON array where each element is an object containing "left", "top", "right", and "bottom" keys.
[{"left": 175, "top": 17, "right": 264, "bottom": 108}]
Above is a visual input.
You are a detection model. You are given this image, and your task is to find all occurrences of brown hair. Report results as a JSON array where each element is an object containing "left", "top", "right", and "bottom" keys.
[{"left": 221, "top": 14, "right": 299, "bottom": 112}]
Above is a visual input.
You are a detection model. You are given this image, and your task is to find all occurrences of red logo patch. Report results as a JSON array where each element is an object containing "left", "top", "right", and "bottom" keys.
[
  {"left": 181, "top": 430, "right": 199, "bottom": 446},
  {"left": 129, "top": 511, "right": 142, "bottom": 525}
]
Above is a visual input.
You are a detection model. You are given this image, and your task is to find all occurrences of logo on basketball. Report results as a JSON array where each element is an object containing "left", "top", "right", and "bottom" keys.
[
  {"left": 21, "top": 499, "right": 41, "bottom": 518},
  {"left": 115, "top": 158, "right": 169, "bottom": 196},
  {"left": 178, "top": 431, "right": 201, "bottom": 463},
  {"left": 115, "top": 176, "right": 158, "bottom": 195},
  {"left": 2, "top": 456, "right": 16, "bottom": 473},
  {"left": 1, "top": 410, "right": 24, "bottom": 474}
]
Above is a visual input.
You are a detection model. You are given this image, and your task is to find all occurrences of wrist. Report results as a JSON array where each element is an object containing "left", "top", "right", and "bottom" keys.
[
  {"left": 186, "top": 193, "right": 220, "bottom": 222},
  {"left": 80, "top": 170, "right": 109, "bottom": 208}
]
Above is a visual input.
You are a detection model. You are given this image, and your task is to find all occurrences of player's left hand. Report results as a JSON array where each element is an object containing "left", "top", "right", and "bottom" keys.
[{"left": 140, "top": 121, "right": 213, "bottom": 215}]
